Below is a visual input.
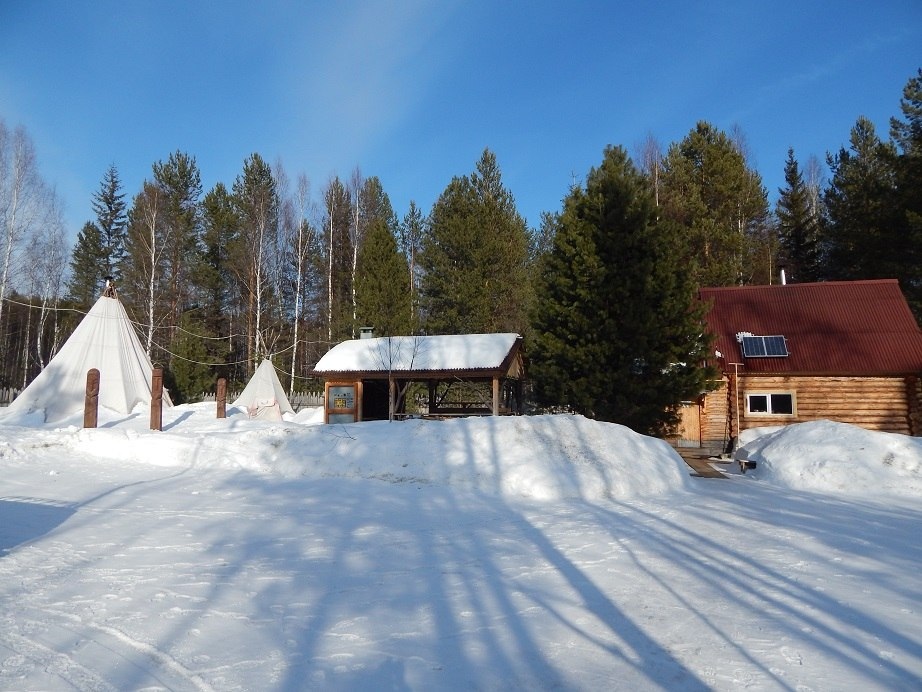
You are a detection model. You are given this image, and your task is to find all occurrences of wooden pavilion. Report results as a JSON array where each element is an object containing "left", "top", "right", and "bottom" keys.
[{"left": 311, "top": 333, "right": 526, "bottom": 423}]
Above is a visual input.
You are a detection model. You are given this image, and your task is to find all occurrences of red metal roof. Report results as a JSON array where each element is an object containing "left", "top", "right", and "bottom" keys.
[{"left": 700, "top": 280, "right": 922, "bottom": 375}]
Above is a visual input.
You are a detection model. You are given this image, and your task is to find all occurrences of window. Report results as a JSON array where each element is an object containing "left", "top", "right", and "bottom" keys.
[{"left": 746, "top": 392, "right": 795, "bottom": 416}]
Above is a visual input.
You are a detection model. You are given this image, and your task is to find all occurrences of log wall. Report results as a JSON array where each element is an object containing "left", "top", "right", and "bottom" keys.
[{"left": 698, "top": 375, "right": 920, "bottom": 447}]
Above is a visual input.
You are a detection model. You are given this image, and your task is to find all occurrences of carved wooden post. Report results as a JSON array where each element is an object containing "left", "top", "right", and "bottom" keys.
[
  {"left": 150, "top": 367, "right": 163, "bottom": 431},
  {"left": 216, "top": 377, "right": 227, "bottom": 419},
  {"left": 84, "top": 368, "right": 100, "bottom": 428}
]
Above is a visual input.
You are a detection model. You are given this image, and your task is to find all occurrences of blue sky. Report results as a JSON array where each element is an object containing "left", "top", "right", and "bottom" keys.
[{"left": 1, "top": 1, "right": 920, "bottom": 241}]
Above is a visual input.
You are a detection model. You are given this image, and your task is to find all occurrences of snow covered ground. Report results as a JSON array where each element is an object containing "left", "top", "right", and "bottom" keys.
[{"left": 0, "top": 404, "right": 920, "bottom": 691}]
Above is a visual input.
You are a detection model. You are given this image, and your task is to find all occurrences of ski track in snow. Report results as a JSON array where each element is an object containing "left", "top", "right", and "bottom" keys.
[{"left": 0, "top": 409, "right": 920, "bottom": 690}]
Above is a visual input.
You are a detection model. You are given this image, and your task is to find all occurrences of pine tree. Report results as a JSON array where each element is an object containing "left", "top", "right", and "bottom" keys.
[
  {"left": 321, "top": 176, "right": 354, "bottom": 343},
  {"left": 776, "top": 148, "right": 821, "bottom": 282},
  {"left": 355, "top": 217, "right": 411, "bottom": 336},
  {"left": 151, "top": 151, "right": 203, "bottom": 342},
  {"left": 889, "top": 68, "right": 922, "bottom": 319},
  {"left": 420, "top": 149, "right": 530, "bottom": 334},
  {"left": 353, "top": 176, "right": 399, "bottom": 333},
  {"left": 821, "top": 117, "right": 900, "bottom": 281},
  {"left": 530, "top": 146, "right": 714, "bottom": 435},
  {"left": 471, "top": 150, "right": 530, "bottom": 332},
  {"left": 420, "top": 176, "right": 482, "bottom": 333},
  {"left": 660, "top": 122, "right": 770, "bottom": 286},
  {"left": 201, "top": 182, "right": 239, "bottom": 338},
  {"left": 66, "top": 221, "right": 107, "bottom": 306}
]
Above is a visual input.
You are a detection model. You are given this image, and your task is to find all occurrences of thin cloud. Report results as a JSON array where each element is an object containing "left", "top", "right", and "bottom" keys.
[{"left": 280, "top": 2, "right": 460, "bottom": 173}]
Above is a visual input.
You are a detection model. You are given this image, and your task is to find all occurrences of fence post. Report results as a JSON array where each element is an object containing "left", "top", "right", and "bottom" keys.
[
  {"left": 216, "top": 377, "right": 226, "bottom": 419},
  {"left": 150, "top": 367, "right": 163, "bottom": 431},
  {"left": 84, "top": 368, "right": 100, "bottom": 428}
]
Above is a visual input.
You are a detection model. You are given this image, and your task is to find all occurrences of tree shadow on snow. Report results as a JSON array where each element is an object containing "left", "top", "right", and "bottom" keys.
[{"left": 0, "top": 497, "right": 76, "bottom": 554}]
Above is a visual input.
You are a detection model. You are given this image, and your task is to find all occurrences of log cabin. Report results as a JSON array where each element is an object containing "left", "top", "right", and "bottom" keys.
[
  {"left": 677, "top": 279, "right": 922, "bottom": 454},
  {"left": 311, "top": 333, "right": 525, "bottom": 423}
]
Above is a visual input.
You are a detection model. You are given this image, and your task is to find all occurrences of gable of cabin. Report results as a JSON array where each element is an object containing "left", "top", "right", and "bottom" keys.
[{"left": 678, "top": 280, "right": 922, "bottom": 452}]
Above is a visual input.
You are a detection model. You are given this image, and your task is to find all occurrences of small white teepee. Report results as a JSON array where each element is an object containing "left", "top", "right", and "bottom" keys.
[
  {"left": 232, "top": 359, "right": 294, "bottom": 421},
  {"left": 5, "top": 294, "right": 172, "bottom": 423}
]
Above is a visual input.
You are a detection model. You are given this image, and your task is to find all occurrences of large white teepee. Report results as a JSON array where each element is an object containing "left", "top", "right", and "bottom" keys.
[
  {"left": 5, "top": 295, "right": 172, "bottom": 423},
  {"left": 232, "top": 359, "right": 294, "bottom": 421}
]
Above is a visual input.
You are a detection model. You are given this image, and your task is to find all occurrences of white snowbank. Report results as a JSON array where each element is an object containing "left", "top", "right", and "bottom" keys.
[
  {"left": 737, "top": 419, "right": 922, "bottom": 497},
  {"left": 1, "top": 406, "right": 921, "bottom": 689},
  {"left": 0, "top": 405, "right": 693, "bottom": 501}
]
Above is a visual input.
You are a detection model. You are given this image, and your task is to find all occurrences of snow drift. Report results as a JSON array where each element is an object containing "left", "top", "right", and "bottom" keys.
[
  {"left": 1, "top": 407, "right": 920, "bottom": 690},
  {"left": 5, "top": 408, "right": 693, "bottom": 502},
  {"left": 737, "top": 419, "right": 922, "bottom": 497}
]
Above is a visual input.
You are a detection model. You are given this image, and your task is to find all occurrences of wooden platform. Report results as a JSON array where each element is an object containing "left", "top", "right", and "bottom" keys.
[{"left": 675, "top": 449, "right": 728, "bottom": 479}]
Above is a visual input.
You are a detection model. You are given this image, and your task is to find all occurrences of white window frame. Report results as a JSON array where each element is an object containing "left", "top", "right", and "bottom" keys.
[{"left": 745, "top": 391, "right": 796, "bottom": 417}]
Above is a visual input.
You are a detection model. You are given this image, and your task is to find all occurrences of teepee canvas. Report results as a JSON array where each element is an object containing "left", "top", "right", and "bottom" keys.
[
  {"left": 232, "top": 359, "right": 294, "bottom": 421},
  {"left": 5, "top": 295, "right": 171, "bottom": 423}
]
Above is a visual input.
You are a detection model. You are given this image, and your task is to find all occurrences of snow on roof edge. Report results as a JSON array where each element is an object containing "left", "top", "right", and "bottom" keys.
[{"left": 313, "top": 333, "right": 521, "bottom": 373}]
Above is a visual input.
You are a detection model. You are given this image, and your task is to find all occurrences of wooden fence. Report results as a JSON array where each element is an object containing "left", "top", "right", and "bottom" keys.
[
  {"left": 1, "top": 387, "right": 323, "bottom": 410},
  {"left": 200, "top": 391, "right": 324, "bottom": 410}
]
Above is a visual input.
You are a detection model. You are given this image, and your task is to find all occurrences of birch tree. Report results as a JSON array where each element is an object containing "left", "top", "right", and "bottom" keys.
[
  {"left": 399, "top": 200, "right": 424, "bottom": 327},
  {"left": 29, "top": 194, "right": 68, "bottom": 371},
  {"left": 231, "top": 153, "right": 279, "bottom": 372},
  {"left": 285, "top": 172, "right": 314, "bottom": 394},
  {"left": 123, "top": 181, "right": 168, "bottom": 356},
  {"left": 0, "top": 122, "right": 42, "bottom": 341},
  {"left": 349, "top": 168, "right": 364, "bottom": 332}
]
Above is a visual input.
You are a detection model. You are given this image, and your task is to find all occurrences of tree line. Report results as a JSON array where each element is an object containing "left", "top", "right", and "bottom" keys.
[{"left": 1, "top": 68, "right": 919, "bottom": 431}]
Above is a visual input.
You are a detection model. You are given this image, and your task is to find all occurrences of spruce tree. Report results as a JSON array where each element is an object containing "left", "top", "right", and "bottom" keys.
[
  {"left": 776, "top": 148, "right": 821, "bottom": 282},
  {"left": 93, "top": 164, "right": 127, "bottom": 281},
  {"left": 67, "top": 165, "right": 127, "bottom": 306},
  {"left": 530, "top": 146, "right": 714, "bottom": 435},
  {"left": 66, "top": 221, "right": 107, "bottom": 306},
  {"left": 167, "top": 311, "right": 214, "bottom": 404},
  {"left": 355, "top": 217, "right": 411, "bottom": 336}
]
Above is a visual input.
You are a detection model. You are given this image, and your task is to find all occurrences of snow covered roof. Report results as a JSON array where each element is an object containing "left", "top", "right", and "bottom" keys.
[{"left": 313, "top": 333, "right": 523, "bottom": 376}]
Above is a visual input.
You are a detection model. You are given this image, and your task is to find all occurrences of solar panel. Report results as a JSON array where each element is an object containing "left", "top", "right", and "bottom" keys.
[{"left": 740, "top": 335, "right": 788, "bottom": 358}]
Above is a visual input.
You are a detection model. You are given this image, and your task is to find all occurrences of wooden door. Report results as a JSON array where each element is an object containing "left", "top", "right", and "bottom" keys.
[{"left": 676, "top": 401, "right": 702, "bottom": 448}]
